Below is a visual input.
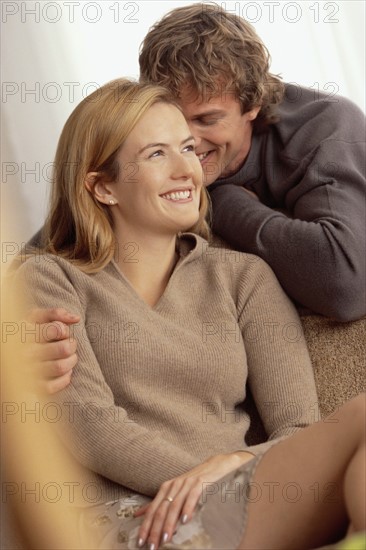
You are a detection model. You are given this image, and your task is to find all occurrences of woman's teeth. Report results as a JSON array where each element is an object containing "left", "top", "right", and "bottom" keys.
[{"left": 161, "top": 190, "right": 191, "bottom": 201}]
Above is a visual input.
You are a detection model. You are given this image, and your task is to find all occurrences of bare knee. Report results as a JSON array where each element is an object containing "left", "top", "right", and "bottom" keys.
[
  {"left": 346, "top": 393, "right": 366, "bottom": 418},
  {"left": 339, "top": 394, "right": 366, "bottom": 444}
]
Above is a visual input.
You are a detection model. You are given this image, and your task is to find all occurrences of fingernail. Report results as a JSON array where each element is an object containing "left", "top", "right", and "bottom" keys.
[
  {"left": 149, "top": 544, "right": 155, "bottom": 550},
  {"left": 162, "top": 532, "right": 169, "bottom": 543},
  {"left": 181, "top": 514, "right": 188, "bottom": 524},
  {"left": 137, "top": 538, "right": 144, "bottom": 548}
]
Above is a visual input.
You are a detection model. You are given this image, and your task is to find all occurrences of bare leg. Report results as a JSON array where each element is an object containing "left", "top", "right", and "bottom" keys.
[{"left": 239, "top": 394, "right": 366, "bottom": 550}]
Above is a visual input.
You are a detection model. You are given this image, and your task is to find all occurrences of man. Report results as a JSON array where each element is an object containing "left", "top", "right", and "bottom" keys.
[
  {"left": 27, "top": 3, "right": 366, "bottom": 391},
  {"left": 138, "top": 3, "right": 365, "bottom": 322}
]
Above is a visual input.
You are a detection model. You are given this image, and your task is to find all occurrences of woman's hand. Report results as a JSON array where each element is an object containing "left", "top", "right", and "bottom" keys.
[{"left": 134, "top": 451, "right": 254, "bottom": 549}]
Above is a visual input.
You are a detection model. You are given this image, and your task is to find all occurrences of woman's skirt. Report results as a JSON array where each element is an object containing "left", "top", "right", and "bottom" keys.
[{"left": 78, "top": 454, "right": 263, "bottom": 549}]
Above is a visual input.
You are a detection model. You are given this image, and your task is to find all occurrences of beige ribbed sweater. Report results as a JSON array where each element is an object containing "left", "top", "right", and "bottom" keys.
[{"left": 12, "top": 234, "right": 319, "bottom": 503}]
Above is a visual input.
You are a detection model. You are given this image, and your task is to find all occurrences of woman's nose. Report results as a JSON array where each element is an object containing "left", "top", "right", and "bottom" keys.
[{"left": 171, "top": 154, "right": 195, "bottom": 180}]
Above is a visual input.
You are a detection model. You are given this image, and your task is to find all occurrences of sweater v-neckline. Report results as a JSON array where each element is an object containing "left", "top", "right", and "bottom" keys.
[
  {"left": 110, "top": 257, "right": 180, "bottom": 311},
  {"left": 109, "top": 233, "right": 200, "bottom": 312}
]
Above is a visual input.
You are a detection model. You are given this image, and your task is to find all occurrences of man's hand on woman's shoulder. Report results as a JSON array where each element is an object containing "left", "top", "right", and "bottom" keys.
[{"left": 27, "top": 308, "right": 80, "bottom": 394}]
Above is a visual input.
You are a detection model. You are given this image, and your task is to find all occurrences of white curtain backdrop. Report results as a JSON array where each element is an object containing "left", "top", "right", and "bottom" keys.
[{"left": 1, "top": 0, "right": 365, "bottom": 267}]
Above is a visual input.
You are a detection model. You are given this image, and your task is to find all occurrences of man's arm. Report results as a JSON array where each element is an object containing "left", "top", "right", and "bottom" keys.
[
  {"left": 10, "top": 229, "right": 79, "bottom": 393},
  {"left": 210, "top": 139, "right": 366, "bottom": 321}
]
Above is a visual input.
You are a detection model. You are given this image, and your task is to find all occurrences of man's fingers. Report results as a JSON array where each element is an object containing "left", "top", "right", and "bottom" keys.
[
  {"left": 41, "top": 371, "right": 73, "bottom": 395},
  {"left": 28, "top": 338, "right": 77, "bottom": 362},
  {"left": 40, "top": 354, "right": 78, "bottom": 378},
  {"left": 22, "top": 321, "right": 75, "bottom": 344},
  {"left": 36, "top": 321, "right": 74, "bottom": 343},
  {"left": 19, "top": 321, "right": 78, "bottom": 393},
  {"left": 21, "top": 347, "right": 77, "bottom": 393},
  {"left": 27, "top": 308, "right": 80, "bottom": 325}
]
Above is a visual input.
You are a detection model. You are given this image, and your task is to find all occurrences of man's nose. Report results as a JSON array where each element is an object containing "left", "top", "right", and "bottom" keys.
[{"left": 187, "top": 122, "right": 202, "bottom": 148}]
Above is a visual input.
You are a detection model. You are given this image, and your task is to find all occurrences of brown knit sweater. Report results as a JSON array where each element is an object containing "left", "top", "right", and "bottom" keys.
[{"left": 11, "top": 234, "right": 319, "bottom": 503}]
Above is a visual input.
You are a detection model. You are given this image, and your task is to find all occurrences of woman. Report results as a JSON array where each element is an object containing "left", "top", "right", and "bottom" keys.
[{"left": 13, "top": 79, "right": 365, "bottom": 550}]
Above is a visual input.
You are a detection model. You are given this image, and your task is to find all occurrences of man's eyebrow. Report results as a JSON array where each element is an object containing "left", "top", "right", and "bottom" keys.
[{"left": 137, "top": 136, "right": 194, "bottom": 154}]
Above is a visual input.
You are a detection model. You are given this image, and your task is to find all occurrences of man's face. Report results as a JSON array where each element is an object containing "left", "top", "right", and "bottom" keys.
[{"left": 179, "top": 87, "right": 260, "bottom": 186}]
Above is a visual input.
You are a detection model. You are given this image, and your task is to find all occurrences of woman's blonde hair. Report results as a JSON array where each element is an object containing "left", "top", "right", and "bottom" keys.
[
  {"left": 43, "top": 78, "right": 210, "bottom": 273},
  {"left": 139, "top": 3, "right": 284, "bottom": 130}
]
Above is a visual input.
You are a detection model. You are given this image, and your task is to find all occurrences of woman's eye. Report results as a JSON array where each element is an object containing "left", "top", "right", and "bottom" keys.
[
  {"left": 149, "top": 150, "right": 163, "bottom": 158},
  {"left": 183, "top": 144, "right": 195, "bottom": 152}
]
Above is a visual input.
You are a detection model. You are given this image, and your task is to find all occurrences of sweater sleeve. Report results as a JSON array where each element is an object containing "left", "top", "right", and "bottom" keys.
[
  {"left": 236, "top": 258, "right": 320, "bottom": 454},
  {"left": 209, "top": 108, "right": 366, "bottom": 321},
  {"left": 12, "top": 257, "right": 200, "bottom": 497}
]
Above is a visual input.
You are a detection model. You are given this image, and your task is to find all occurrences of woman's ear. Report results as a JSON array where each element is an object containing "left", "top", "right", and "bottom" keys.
[{"left": 85, "top": 172, "right": 118, "bottom": 206}]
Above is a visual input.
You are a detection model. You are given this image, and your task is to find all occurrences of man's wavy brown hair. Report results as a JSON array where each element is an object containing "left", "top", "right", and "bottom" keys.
[{"left": 139, "top": 2, "right": 284, "bottom": 130}]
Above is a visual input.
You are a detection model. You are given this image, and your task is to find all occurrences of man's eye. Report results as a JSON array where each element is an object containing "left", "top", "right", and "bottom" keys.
[{"left": 197, "top": 118, "right": 217, "bottom": 126}]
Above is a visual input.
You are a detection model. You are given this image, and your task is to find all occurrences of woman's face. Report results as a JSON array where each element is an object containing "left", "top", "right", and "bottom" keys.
[{"left": 110, "top": 102, "right": 203, "bottom": 238}]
